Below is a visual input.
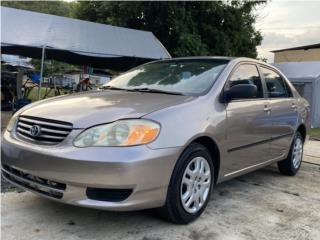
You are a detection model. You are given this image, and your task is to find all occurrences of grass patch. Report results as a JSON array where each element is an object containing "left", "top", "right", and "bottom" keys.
[{"left": 310, "top": 128, "right": 320, "bottom": 139}]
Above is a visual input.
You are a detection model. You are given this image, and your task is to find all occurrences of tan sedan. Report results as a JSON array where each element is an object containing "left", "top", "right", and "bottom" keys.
[{"left": 2, "top": 57, "right": 310, "bottom": 223}]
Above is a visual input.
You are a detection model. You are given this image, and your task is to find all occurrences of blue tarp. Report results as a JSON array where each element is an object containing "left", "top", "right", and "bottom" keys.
[{"left": 31, "top": 73, "right": 40, "bottom": 84}]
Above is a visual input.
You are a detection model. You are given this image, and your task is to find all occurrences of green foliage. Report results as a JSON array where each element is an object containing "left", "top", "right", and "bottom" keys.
[
  {"left": 31, "top": 59, "right": 79, "bottom": 77},
  {"left": 310, "top": 128, "right": 320, "bottom": 139},
  {"left": 73, "top": 1, "right": 265, "bottom": 58},
  {"left": 257, "top": 57, "right": 268, "bottom": 62},
  {"left": 1, "top": 0, "right": 75, "bottom": 17}
]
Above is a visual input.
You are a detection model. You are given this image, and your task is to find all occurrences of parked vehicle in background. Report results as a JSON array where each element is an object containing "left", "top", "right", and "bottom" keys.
[{"left": 2, "top": 57, "right": 310, "bottom": 224}]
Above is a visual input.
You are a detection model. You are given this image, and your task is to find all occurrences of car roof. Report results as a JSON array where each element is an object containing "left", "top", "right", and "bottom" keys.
[
  {"left": 160, "top": 56, "right": 269, "bottom": 65},
  {"left": 148, "top": 56, "right": 275, "bottom": 70},
  {"left": 163, "top": 56, "right": 236, "bottom": 61}
]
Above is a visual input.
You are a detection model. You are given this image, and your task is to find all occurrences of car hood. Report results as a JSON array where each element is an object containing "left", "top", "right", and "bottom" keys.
[{"left": 21, "top": 90, "right": 195, "bottom": 128}]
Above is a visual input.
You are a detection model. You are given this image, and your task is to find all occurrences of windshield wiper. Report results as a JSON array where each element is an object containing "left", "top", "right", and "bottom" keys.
[
  {"left": 100, "top": 86, "right": 129, "bottom": 91},
  {"left": 128, "top": 88, "right": 184, "bottom": 95},
  {"left": 100, "top": 86, "right": 184, "bottom": 95}
]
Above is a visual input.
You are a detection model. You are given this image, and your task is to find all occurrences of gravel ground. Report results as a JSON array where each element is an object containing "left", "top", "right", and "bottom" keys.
[
  {"left": 1, "top": 141, "right": 320, "bottom": 240},
  {"left": 1, "top": 178, "right": 23, "bottom": 193}
]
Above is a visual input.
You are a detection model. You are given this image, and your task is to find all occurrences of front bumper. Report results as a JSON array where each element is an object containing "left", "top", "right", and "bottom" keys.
[{"left": 1, "top": 130, "right": 182, "bottom": 211}]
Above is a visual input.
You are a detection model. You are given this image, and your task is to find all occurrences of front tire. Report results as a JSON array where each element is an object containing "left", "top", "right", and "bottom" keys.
[
  {"left": 278, "top": 132, "right": 304, "bottom": 176},
  {"left": 158, "top": 143, "right": 214, "bottom": 224}
]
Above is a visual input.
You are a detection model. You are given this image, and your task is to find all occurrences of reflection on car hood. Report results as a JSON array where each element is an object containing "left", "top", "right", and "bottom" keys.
[{"left": 20, "top": 90, "right": 195, "bottom": 128}]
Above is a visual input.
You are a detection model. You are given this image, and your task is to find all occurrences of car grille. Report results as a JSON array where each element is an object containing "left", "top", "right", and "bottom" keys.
[
  {"left": 16, "top": 115, "right": 73, "bottom": 145},
  {"left": 2, "top": 164, "right": 66, "bottom": 199}
]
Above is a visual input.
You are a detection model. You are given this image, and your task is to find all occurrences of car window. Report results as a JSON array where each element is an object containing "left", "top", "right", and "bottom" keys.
[
  {"left": 104, "top": 59, "right": 229, "bottom": 96},
  {"left": 227, "top": 64, "right": 264, "bottom": 98},
  {"left": 260, "top": 67, "right": 291, "bottom": 98}
]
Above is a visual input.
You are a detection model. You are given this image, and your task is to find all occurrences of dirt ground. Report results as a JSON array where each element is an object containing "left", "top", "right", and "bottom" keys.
[
  {"left": 1, "top": 111, "right": 12, "bottom": 132},
  {"left": 1, "top": 141, "right": 320, "bottom": 240}
]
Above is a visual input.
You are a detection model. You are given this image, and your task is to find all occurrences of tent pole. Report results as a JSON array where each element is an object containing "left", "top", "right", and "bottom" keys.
[{"left": 38, "top": 46, "right": 46, "bottom": 100}]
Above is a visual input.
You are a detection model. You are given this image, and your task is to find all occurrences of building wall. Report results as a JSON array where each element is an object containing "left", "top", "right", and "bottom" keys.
[
  {"left": 274, "top": 48, "right": 320, "bottom": 63},
  {"left": 64, "top": 74, "right": 81, "bottom": 84},
  {"left": 290, "top": 78, "right": 320, "bottom": 128}
]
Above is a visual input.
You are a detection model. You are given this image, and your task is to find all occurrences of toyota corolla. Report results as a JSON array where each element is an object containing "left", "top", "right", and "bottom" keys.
[{"left": 2, "top": 57, "right": 310, "bottom": 224}]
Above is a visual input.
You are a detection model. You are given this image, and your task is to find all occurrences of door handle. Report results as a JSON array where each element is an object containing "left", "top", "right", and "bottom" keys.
[{"left": 291, "top": 104, "right": 297, "bottom": 110}]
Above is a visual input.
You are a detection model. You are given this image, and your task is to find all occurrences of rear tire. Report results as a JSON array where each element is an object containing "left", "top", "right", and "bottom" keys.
[
  {"left": 158, "top": 143, "right": 214, "bottom": 224},
  {"left": 278, "top": 132, "right": 304, "bottom": 176}
]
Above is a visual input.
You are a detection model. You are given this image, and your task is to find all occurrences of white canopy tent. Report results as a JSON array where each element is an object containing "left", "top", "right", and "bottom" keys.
[{"left": 1, "top": 7, "right": 171, "bottom": 99}]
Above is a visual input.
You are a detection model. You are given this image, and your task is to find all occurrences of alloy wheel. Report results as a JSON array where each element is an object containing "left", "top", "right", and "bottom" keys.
[
  {"left": 292, "top": 137, "right": 303, "bottom": 169},
  {"left": 180, "top": 156, "right": 211, "bottom": 214}
]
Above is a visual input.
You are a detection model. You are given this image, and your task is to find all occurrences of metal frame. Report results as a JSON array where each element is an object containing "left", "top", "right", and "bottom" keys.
[{"left": 37, "top": 46, "right": 46, "bottom": 100}]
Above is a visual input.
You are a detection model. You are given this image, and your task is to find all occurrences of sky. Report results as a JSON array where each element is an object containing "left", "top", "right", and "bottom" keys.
[{"left": 254, "top": 0, "right": 320, "bottom": 63}]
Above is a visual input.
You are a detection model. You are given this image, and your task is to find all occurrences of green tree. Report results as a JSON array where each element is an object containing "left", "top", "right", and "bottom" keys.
[
  {"left": 31, "top": 59, "right": 79, "bottom": 77},
  {"left": 73, "top": 1, "right": 264, "bottom": 58},
  {"left": 1, "top": 0, "right": 75, "bottom": 17}
]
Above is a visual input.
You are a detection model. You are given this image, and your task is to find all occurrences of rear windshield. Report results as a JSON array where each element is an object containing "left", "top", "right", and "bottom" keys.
[{"left": 104, "top": 59, "right": 229, "bottom": 96}]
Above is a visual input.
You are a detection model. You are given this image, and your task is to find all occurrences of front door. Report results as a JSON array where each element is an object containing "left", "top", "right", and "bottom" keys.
[
  {"left": 224, "top": 64, "right": 272, "bottom": 175},
  {"left": 260, "top": 66, "right": 297, "bottom": 159}
]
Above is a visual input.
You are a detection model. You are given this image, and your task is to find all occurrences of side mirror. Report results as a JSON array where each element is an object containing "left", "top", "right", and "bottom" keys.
[{"left": 224, "top": 84, "right": 257, "bottom": 102}]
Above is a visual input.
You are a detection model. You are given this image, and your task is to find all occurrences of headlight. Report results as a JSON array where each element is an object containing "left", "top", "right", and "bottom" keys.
[
  {"left": 6, "top": 114, "right": 18, "bottom": 132},
  {"left": 73, "top": 119, "right": 160, "bottom": 147}
]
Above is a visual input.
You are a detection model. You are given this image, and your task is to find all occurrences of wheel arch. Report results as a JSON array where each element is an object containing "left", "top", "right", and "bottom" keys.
[
  {"left": 296, "top": 124, "right": 307, "bottom": 142},
  {"left": 189, "top": 136, "right": 220, "bottom": 185}
]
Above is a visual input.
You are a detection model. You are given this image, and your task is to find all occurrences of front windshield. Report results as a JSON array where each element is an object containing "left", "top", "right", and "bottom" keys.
[{"left": 104, "top": 59, "right": 229, "bottom": 96}]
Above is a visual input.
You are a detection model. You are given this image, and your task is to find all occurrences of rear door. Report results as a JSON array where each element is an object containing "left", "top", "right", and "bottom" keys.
[
  {"left": 259, "top": 66, "right": 298, "bottom": 159},
  {"left": 224, "top": 63, "right": 272, "bottom": 174}
]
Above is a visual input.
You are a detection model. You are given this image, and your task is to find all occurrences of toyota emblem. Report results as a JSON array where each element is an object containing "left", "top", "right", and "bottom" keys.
[{"left": 30, "top": 125, "right": 41, "bottom": 137}]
